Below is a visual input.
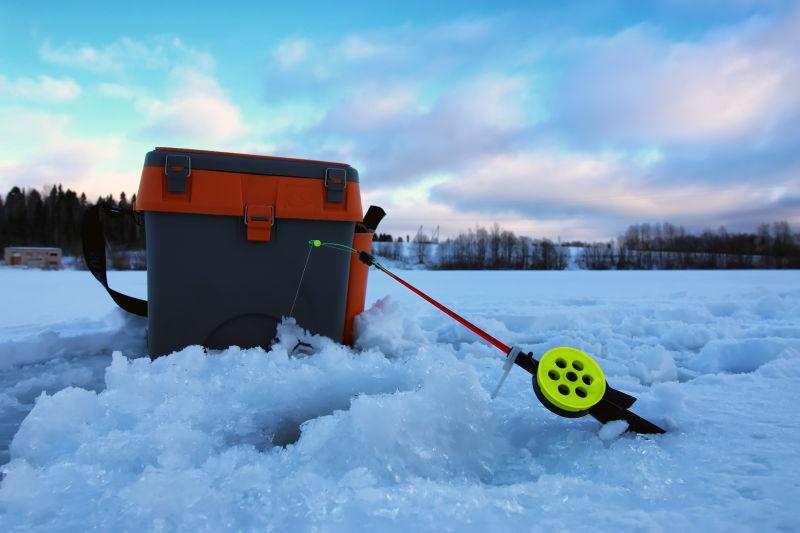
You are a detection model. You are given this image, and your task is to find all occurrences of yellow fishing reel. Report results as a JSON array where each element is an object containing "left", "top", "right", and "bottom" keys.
[{"left": 532, "top": 347, "right": 607, "bottom": 418}]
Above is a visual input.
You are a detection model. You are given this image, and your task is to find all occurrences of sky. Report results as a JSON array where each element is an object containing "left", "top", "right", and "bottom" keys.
[{"left": 0, "top": 0, "right": 798, "bottom": 241}]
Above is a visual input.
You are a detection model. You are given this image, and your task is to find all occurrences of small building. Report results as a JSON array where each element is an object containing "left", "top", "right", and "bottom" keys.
[{"left": 3, "top": 246, "right": 62, "bottom": 270}]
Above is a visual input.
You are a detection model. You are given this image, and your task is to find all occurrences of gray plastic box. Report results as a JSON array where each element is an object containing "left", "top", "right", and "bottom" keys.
[{"left": 135, "top": 148, "right": 365, "bottom": 358}]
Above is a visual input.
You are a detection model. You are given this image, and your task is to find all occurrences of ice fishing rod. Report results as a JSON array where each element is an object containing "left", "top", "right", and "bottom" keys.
[{"left": 308, "top": 239, "right": 665, "bottom": 435}]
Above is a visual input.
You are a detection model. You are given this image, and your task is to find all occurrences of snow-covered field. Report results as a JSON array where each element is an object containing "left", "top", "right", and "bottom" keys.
[{"left": 1, "top": 268, "right": 799, "bottom": 531}]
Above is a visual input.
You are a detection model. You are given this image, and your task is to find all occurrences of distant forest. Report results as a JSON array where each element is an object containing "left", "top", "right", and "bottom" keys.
[
  {"left": 378, "top": 221, "right": 799, "bottom": 270},
  {"left": 385, "top": 224, "right": 571, "bottom": 270},
  {"left": 578, "top": 221, "right": 800, "bottom": 270},
  {"left": 1, "top": 185, "right": 798, "bottom": 270},
  {"left": 0, "top": 185, "right": 144, "bottom": 260}
]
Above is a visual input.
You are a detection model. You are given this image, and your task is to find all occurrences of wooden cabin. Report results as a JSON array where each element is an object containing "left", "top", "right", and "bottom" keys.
[{"left": 3, "top": 247, "right": 62, "bottom": 270}]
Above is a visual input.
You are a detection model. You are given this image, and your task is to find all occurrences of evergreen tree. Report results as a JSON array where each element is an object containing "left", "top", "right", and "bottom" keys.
[
  {"left": 5, "top": 187, "right": 26, "bottom": 245},
  {"left": 0, "top": 184, "right": 145, "bottom": 257},
  {"left": 25, "top": 189, "right": 45, "bottom": 245},
  {"left": 0, "top": 194, "right": 5, "bottom": 249}
]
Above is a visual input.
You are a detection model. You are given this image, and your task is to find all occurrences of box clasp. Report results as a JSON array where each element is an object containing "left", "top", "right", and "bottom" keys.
[
  {"left": 324, "top": 168, "right": 347, "bottom": 203},
  {"left": 165, "top": 154, "right": 191, "bottom": 193},
  {"left": 244, "top": 204, "right": 274, "bottom": 241}
]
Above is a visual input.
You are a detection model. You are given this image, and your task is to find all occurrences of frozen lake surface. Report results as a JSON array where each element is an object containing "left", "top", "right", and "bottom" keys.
[{"left": 0, "top": 268, "right": 799, "bottom": 530}]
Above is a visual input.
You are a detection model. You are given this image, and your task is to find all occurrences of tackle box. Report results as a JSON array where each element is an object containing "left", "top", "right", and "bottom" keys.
[{"left": 86, "top": 147, "right": 376, "bottom": 358}]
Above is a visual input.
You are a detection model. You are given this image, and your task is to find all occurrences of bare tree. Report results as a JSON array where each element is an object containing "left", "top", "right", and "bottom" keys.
[{"left": 413, "top": 226, "right": 429, "bottom": 265}]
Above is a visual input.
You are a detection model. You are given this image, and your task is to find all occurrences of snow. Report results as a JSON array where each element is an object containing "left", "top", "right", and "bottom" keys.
[{"left": 1, "top": 268, "right": 799, "bottom": 530}]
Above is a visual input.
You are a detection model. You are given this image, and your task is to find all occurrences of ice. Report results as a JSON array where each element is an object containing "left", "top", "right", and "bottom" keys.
[
  {"left": 686, "top": 338, "right": 800, "bottom": 374},
  {"left": 0, "top": 268, "right": 799, "bottom": 530},
  {"left": 598, "top": 420, "right": 629, "bottom": 441},
  {"left": 0, "top": 270, "right": 147, "bottom": 465},
  {"left": 354, "top": 296, "right": 431, "bottom": 356},
  {"left": 626, "top": 345, "right": 679, "bottom": 384},
  {"left": 0, "top": 310, "right": 146, "bottom": 370}
]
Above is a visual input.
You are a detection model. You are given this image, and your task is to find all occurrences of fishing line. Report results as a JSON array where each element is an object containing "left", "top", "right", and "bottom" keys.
[
  {"left": 308, "top": 239, "right": 510, "bottom": 351},
  {"left": 288, "top": 243, "right": 314, "bottom": 318}
]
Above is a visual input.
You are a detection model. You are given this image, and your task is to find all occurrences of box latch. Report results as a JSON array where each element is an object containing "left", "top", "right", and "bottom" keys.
[
  {"left": 165, "top": 154, "right": 191, "bottom": 193},
  {"left": 244, "top": 204, "right": 274, "bottom": 242},
  {"left": 324, "top": 168, "right": 347, "bottom": 203}
]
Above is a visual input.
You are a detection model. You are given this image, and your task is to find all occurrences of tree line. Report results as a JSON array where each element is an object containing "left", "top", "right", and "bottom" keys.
[
  {"left": 0, "top": 185, "right": 144, "bottom": 257},
  {"left": 373, "top": 221, "right": 800, "bottom": 270},
  {"left": 578, "top": 221, "right": 800, "bottom": 269},
  {"left": 2, "top": 185, "right": 798, "bottom": 270},
  {"left": 373, "top": 224, "right": 569, "bottom": 270},
  {"left": 433, "top": 224, "right": 568, "bottom": 270}
]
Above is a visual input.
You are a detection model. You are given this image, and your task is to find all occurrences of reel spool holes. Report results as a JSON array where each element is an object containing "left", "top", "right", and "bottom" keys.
[{"left": 535, "top": 347, "right": 607, "bottom": 415}]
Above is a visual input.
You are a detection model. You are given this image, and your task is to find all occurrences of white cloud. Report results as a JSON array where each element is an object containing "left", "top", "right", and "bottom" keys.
[
  {"left": 322, "top": 85, "right": 421, "bottom": 130},
  {"left": 272, "top": 39, "right": 311, "bottom": 67},
  {"left": 266, "top": 16, "right": 500, "bottom": 89},
  {"left": 96, "top": 82, "right": 140, "bottom": 100},
  {"left": 0, "top": 109, "right": 71, "bottom": 147},
  {"left": 555, "top": 11, "right": 800, "bottom": 144},
  {"left": 430, "top": 148, "right": 800, "bottom": 236},
  {"left": 139, "top": 68, "right": 247, "bottom": 145},
  {"left": 86, "top": 53, "right": 249, "bottom": 146},
  {"left": 54, "top": 41, "right": 248, "bottom": 146},
  {"left": 39, "top": 36, "right": 214, "bottom": 75},
  {"left": 0, "top": 109, "right": 135, "bottom": 198},
  {"left": 312, "top": 73, "right": 531, "bottom": 183},
  {"left": 142, "top": 92, "right": 246, "bottom": 144},
  {"left": 10, "top": 37, "right": 248, "bottom": 167},
  {"left": 0, "top": 39, "right": 242, "bottom": 198},
  {"left": 40, "top": 38, "right": 136, "bottom": 74},
  {"left": 338, "top": 36, "right": 398, "bottom": 61},
  {"left": 0, "top": 75, "right": 81, "bottom": 101},
  {"left": 360, "top": 175, "right": 600, "bottom": 241}
]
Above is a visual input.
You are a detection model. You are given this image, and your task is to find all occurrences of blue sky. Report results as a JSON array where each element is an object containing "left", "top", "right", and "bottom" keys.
[{"left": 1, "top": 0, "right": 798, "bottom": 240}]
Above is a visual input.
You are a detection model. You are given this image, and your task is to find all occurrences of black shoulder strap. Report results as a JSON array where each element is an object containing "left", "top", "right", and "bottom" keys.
[{"left": 81, "top": 205, "right": 148, "bottom": 317}]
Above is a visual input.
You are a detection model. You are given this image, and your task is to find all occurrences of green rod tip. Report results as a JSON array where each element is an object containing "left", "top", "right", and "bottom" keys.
[{"left": 309, "top": 239, "right": 322, "bottom": 247}]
